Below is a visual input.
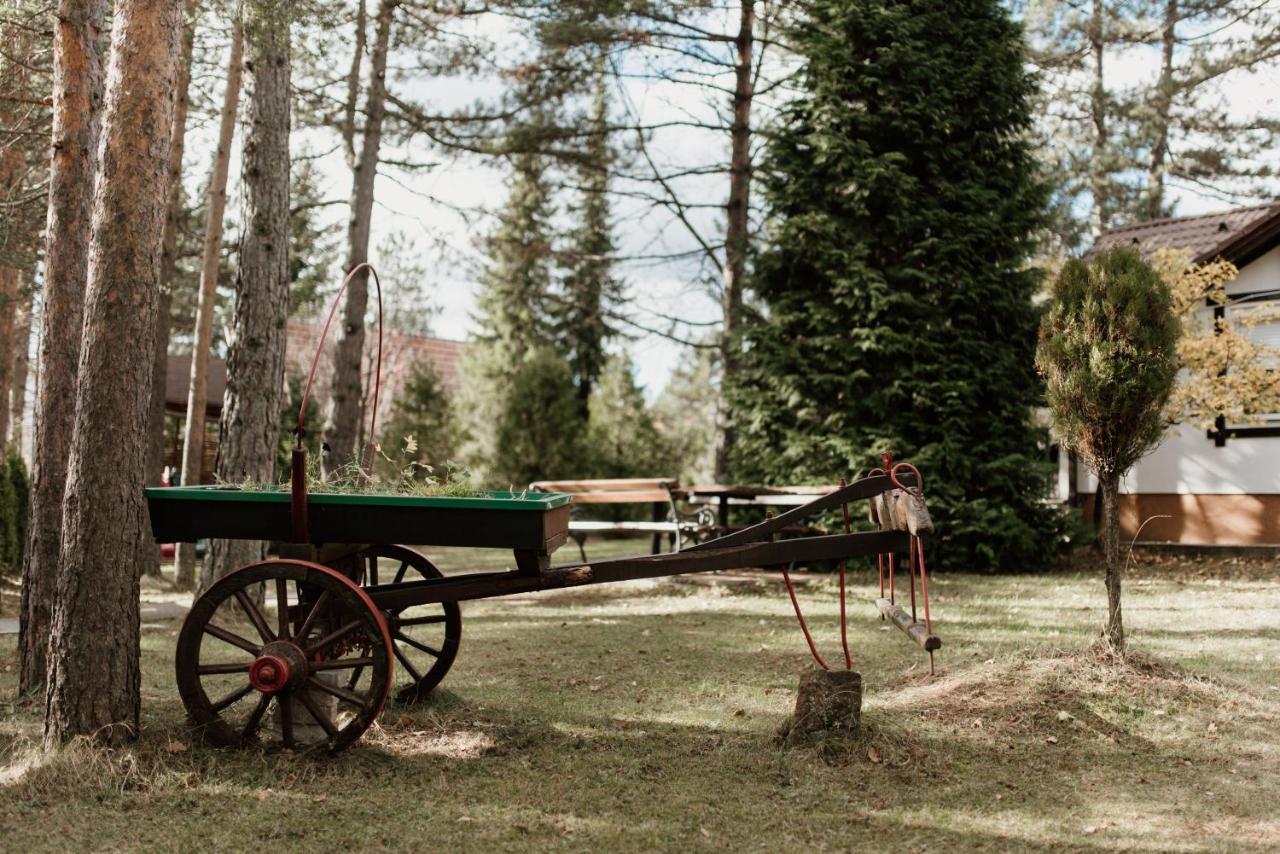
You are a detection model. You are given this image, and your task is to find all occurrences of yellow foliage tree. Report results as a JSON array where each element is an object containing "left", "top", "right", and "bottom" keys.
[{"left": 1153, "top": 248, "right": 1280, "bottom": 429}]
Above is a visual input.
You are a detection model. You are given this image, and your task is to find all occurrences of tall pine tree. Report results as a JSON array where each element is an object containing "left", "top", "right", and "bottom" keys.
[
  {"left": 733, "top": 0, "right": 1066, "bottom": 572},
  {"left": 457, "top": 149, "right": 563, "bottom": 476},
  {"left": 555, "top": 67, "right": 623, "bottom": 413}
]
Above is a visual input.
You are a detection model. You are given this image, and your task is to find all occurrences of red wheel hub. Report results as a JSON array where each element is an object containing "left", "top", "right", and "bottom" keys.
[{"left": 249, "top": 654, "right": 291, "bottom": 694}]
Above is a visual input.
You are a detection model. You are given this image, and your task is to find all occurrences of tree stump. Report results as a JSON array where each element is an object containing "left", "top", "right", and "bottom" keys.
[{"left": 783, "top": 669, "right": 862, "bottom": 746}]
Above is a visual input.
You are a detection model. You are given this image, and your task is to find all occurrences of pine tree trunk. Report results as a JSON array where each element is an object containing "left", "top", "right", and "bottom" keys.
[
  {"left": 204, "top": 0, "right": 291, "bottom": 590},
  {"left": 142, "top": 289, "right": 171, "bottom": 579},
  {"left": 8, "top": 281, "right": 32, "bottom": 450},
  {"left": 142, "top": 0, "right": 198, "bottom": 581},
  {"left": 1100, "top": 474, "right": 1125, "bottom": 653},
  {"left": 1144, "top": 0, "right": 1177, "bottom": 221},
  {"left": 176, "top": 13, "right": 243, "bottom": 589},
  {"left": 713, "top": 0, "right": 754, "bottom": 482},
  {"left": 19, "top": 0, "right": 106, "bottom": 699},
  {"left": 1087, "top": 0, "right": 1109, "bottom": 235},
  {"left": 324, "top": 0, "right": 395, "bottom": 466},
  {"left": 44, "top": 0, "right": 183, "bottom": 747},
  {"left": 0, "top": 268, "right": 16, "bottom": 444}
]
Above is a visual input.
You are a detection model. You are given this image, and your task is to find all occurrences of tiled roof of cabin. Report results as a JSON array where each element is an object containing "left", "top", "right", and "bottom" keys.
[
  {"left": 1090, "top": 200, "right": 1280, "bottom": 265},
  {"left": 284, "top": 320, "right": 470, "bottom": 415},
  {"left": 168, "top": 324, "right": 470, "bottom": 417}
]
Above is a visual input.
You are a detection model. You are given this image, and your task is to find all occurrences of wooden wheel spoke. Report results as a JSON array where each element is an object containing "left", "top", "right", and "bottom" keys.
[
  {"left": 295, "top": 688, "right": 340, "bottom": 740},
  {"left": 210, "top": 682, "right": 255, "bottom": 713},
  {"left": 393, "top": 561, "right": 409, "bottom": 584},
  {"left": 395, "top": 632, "right": 440, "bottom": 658},
  {"left": 197, "top": 661, "right": 252, "bottom": 675},
  {"left": 398, "top": 614, "right": 447, "bottom": 627},
  {"left": 345, "top": 665, "right": 366, "bottom": 692},
  {"left": 233, "top": 588, "right": 274, "bottom": 644},
  {"left": 280, "top": 694, "right": 295, "bottom": 749},
  {"left": 295, "top": 590, "right": 332, "bottom": 643},
  {"left": 275, "top": 577, "right": 290, "bottom": 639},
  {"left": 310, "top": 656, "right": 376, "bottom": 672},
  {"left": 306, "top": 619, "right": 362, "bottom": 657},
  {"left": 242, "top": 693, "right": 271, "bottom": 740},
  {"left": 308, "top": 676, "right": 369, "bottom": 707},
  {"left": 392, "top": 643, "right": 423, "bottom": 683},
  {"left": 204, "top": 622, "right": 261, "bottom": 655},
  {"left": 367, "top": 556, "right": 379, "bottom": 587}
]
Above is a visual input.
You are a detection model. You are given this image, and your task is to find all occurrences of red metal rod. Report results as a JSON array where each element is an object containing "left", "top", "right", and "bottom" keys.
[
  {"left": 295, "top": 262, "right": 385, "bottom": 473},
  {"left": 889, "top": 460, "right": 924, "bottom": 493},
  {"left": 781, "top": 563, "right": 830, "bottom": 671},
  {"left": 908, "top": 536, "right": 917, "bottom": 621},
  {"left": 838, "top": 478, "right": 852, "bottom": 670},
  {"left": 888, "top": 553, "right": 896, "bottom": 604},
  {"left": 868, "top": 466, "right": 887, "bottom": 604},
  {"left": 916, "top": 536, "right": 933, "bottom": 634}
]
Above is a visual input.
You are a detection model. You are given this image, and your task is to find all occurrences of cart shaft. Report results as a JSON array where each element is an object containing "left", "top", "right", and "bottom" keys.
[{"left": 365, "top": 529, "right": 912, "bottom": 610}]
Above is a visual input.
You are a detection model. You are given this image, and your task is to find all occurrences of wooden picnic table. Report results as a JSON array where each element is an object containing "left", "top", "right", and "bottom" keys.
[{"left": 683, "top": 484, "right": 839, "bottom": 528}]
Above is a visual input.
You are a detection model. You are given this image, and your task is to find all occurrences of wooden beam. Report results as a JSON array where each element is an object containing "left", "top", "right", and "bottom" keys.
[
  {"left": 366, "top": 529, "right": 911, "bottom": 611},
  {"left": 686, "top": 473, "right": 917, "bottom": 552},
  {"left": 875, "top": 598, "right": 941, "bottom": 651}
]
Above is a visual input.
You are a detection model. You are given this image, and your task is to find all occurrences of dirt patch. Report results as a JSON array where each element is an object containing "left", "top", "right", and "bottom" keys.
[
  {"left": 881, "top": 644, "right": 1221, "bottom": 748},
  {"left": 373, "top": 726, "right": 499, "bottom": 759}
]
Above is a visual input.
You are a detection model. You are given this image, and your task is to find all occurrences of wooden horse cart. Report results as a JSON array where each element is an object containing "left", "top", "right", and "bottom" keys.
[
  {"left": 145, "top": 470, "right": 939, "bottom": 754},
  {"left": 146, "top": 264, "right": 939, "bottom": 753}
]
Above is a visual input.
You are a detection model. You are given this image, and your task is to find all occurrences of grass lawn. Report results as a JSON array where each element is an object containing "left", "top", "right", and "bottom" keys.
[{"left": 0, "top": 549, "right": 1277, "bottom": 852}]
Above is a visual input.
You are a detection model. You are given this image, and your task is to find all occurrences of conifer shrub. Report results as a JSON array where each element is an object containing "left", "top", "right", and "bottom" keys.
[{"left": 732, "top": 0, "right": 1070, "bottom": 572}]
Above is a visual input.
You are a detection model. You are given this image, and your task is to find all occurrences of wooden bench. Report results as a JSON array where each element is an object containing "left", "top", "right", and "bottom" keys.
[
  {"left": 682, "top": 484, "right": 837, "bottom": 541},
  {"left": 528, "top": 478, "right": 715, "bottom": 559}
]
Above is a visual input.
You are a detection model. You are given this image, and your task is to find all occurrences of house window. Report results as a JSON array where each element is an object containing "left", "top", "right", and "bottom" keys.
[{"left": 1216, "top": 288, "right": 1280, "bottom": 440}]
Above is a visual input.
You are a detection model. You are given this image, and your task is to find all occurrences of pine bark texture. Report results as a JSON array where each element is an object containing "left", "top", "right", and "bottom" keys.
[
  {"left": 204, "top": 0, "right": 291, "bottom": 589},
  {"left": 176, "top": 14, "right": 243, "bottom": 588},
  {"left": 7, "top": 282, "right": 32, "bottom": 448},
  {"left": 1101, "top": 475, "right": 1125, "bottom": 651},
  {"left": 0, "top": 268, "right": 16, "bottom": 444},
  {"left": 141, "top": 0, "right": 199, "bottom": 580},
  {"left": 1088, "top": 0, "right": 1109, "bottom": 235},
  {"left": 142, "top": 289, "right": 172, "bottom": 579},
  {"left": 1144, "top": 0, "right": 1177, "bottom": 220},
  {"left": 19, "top": 0, "right": 106, "bottom": 698},
  {"left": 324, "top": 0, "right": 396, "bottom": 465},
  {"left": 44, "top": 0, "right": 183, "bottom": 746},
  {"left": 714, "top": 0, "right": 754, "bottom": 481}
]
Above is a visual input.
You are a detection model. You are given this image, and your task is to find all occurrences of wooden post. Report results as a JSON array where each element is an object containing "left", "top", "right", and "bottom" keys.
[{"left": 783, "top": 669, "right": 862, "bottom": 746}]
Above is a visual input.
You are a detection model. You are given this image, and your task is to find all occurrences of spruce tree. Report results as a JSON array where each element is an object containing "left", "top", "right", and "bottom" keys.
[
  {"left": 477, "top": 151, "right": 557, "bottom": 368},
  {"left": 377, "top": 360, "right": 458, "bottom": 477},
  {"left": 490, "top": 349, "right": 583, "bottom": 488},
  {"left": 586, "top": 355, "right": 669, "bottom": 479},
  {"left": 458, "top": 150, "right": 562, "bottom": 477},
  {"left": 555, "top": 69, "right": 624, "bottom": 412},
  {"left": 734, "top": 0, "right": 1066, "bottom": 572}
]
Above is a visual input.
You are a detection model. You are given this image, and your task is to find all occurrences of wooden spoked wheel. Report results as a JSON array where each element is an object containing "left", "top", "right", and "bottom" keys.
[
  {"left": 353, "top": 544, "right": 461, "bottom": 705},
  {"left": 175, "top": 560, "right": 392, "bottom": 753}
]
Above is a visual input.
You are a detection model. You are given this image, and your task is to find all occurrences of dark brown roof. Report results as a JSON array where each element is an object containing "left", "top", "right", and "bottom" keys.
[
  {"left": 165, "top": 353, "right": 227, "bottom": 416},
  {"left": 1090, "top": 200, "right": 1280, "bottom": 267}
]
